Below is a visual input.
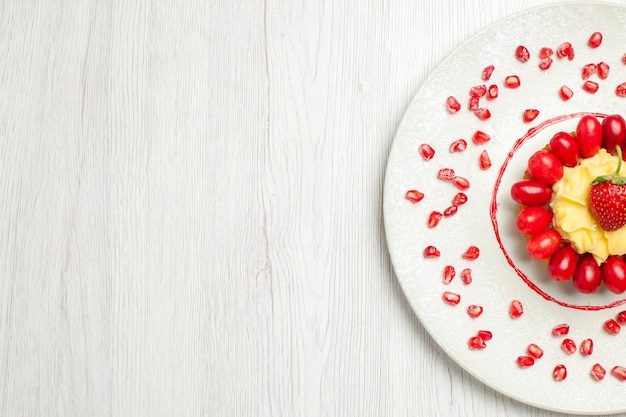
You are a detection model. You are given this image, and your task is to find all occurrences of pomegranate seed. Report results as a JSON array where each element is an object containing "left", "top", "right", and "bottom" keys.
[
  {"left": 461, "top": 268, "right": 472, "bottom": 285},
  {"left": 523, "top": 109, "right": 539, "bottom": 123},
  {"left": 452, "top": 193, "right": 468, "bottom": 206},
  {"left": 477, "top": 330, "right": 492, "bottom": 341},
  {"left": 561, "top": 338, "right": 577, "bottom": 355},
  {"left": 559, "top": 85, "right": 574, "bottom": 100},
  {"left": 468, "top": 96, "right": 479, "bottom": 111},
  {"left": 470, "top": 85, "right": 487, "bottom": 98},
  {"left": 611, "top": 366, "right": 626, "bottom": 381},
  {"left": 474, "top": 108, "right": 491, "bottom": 120},
  {"left": 604, "top": 318, "right": 621, "bottom": 334},
  {"left": 472, "top": 130, "right": 491, "bottom": 144},
  {"left": 468, "top": 336, "right": 486, "bottom": 350},
  {"left": 588, "top": 31, "right": 603, "bottom": 48},
  {"left": 487, "top": 84, "right": 498, "bottom": 99},
  {"left": 553, "top": 364, "right": 567, "bottom": 381},
  {"left": 527, "top": 343, "right": 544, "bottom": 359},
  {"left": 517, "top": 355, "right": 535, "bottom": 368},
  {"left": 598, "top": 61, "right": 609, "bottom": 79},
  {"left": 449, "top": 139, "right": 467, "bottom": 153},
  {"left": 583, "top": 80, "right": 599, "bottom": 94},
  {"left": 479, "top": 150, "right": 492, "bottom": 170},
  {"left": 617, "top": 311, "right": 626, "bottom": 324},
  {"left": 582, "top": 63, "right": 597, "bottom": 80},
  {"left": 467, "top": 305, "right": 483, "bottom": 318},
  {"left": 443, "top": 205, "right": 457, "bottom": 217},
  {"left": 539, "top": 47, "right": 553, "bottom": 59},
  {"left": 616, "top": 82, "right": 626, "bottom": 97},
  {"left": 515, "top": 45, "right": 530, "bottom": 62},
  {"left": 453, "top": 176, "right": 470, "bottom": 190},
  {"left": 443, "top": 265, "right": 456, "bottom": 284},
  {"left": 552, "top": 324, "right": 570, "bottom": 336},
  {"left": 446, "top": 96, "right": 461, "bottom": 113},
  {"left": 539, "top": 57, "right": 553, "bottom": 70},
  {"left": 428, "top": 211, "right": 443, "bottom": 228},
  {"left": 509, "top": 299, "right": 523, "bottom": 318},
  {"left": 443, "top": 291, "right": 461, "bottom": 306},
  {"left": 482, "top": 64, "right": 494, "bottom": 81},
  {"left": 424, "top": 246, "right": 440, "bottom": 258},
  {"left": 591, "top": 363, "right": 606, "bottom": 381},
  {"left": 580, "top": 338, "right": 593, "bottom": 356},
  {"left": 419, "top": 143, "right": 435, "bottom": 160},
  {"left": 462, "top": 245, "right": 480, "bottom": 260},
  {"left": 557, "top": 42, "right": 572, "bottom": 58},
  {"left": 405, "top": 190, "right": 424, "bottom": 203},
  {"left": 437, "top": 168, "right": 456, "bottom": 181},
  {"left": 504, "top": 75, "right": 521, "bottom": 88}
]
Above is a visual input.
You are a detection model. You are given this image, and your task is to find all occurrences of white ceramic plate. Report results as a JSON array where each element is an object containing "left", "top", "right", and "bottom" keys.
[{"left": 384, "top": 2, "right": 626, "bottom": 415}]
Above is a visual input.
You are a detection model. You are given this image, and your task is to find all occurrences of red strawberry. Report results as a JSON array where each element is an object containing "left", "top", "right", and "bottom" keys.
[{"left": 589, "top": 147, "right": 626, "bottom": 231}]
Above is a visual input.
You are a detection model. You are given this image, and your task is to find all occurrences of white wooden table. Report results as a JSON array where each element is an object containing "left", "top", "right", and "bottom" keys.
[{"left": 2, "top": 1, "right": 626, "bottom": 416}]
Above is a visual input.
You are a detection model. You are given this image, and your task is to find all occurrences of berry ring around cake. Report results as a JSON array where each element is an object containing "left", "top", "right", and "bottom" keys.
[{"left": 511, "top": 114, "right": 626, "bottom": 294}]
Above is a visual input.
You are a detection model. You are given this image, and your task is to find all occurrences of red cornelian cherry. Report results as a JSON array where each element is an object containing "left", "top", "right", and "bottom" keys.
[
  {"left": 580, "top": 338, "right": 593, "bottom": 356},
  {"left": 573, "top": 253, "right": 602, "bottom": 294},
  {"left": 559, "top": 85, "right": 574, "bottom": 101},
  {"left": 482, "top": 64, "right": 495, "bottom": 81},
  {"left": 561, "top": 338, "right": 577, "bottom": 355},
  {"left": 442, "top": 291, "right": 461, "bottom": 306},
  {"left": 553, "top": 364, "right": 567, "bottom": 381},
  {"left": 591, "top": 364, "right": 606, "bottom": 381},
  {"left": 443, "top": 265, "right": 455, "bottom": 284},
  {"left": 468, "top": 336, "right": 486, "bottom": 350},
  {"left": 467, "top": 305, "right": 483, "bottom": 318},
  {"left": 576, "top": 115, "right": 602, "bottom": 159},
  {"left": 472, "top": 130, "right": 491, "bottom": 144},
  {"left": 527, "top": 343, "right": 544, "bottom": 359},
  {"left": 601, "top": 114, "right": 626, "bottom": 155},
  {"left": 462, "top": 246, "right": 480, "bottom": 260},
  {"left": 461, "top": 268, "right": 472, "bottom": 285},
  {"left": 548, "top": 244, "right": 577, "bottom": 282},
  {"left": 549, "top": 131, "right": 579, "bottom": 167},
  {"left": 504, "top": 75, "right": 521, "bottom": 88},
  {"left": 509, "top": 299, "right": 523, "bottom": 318},
  {"left": 510, "top": 180, "right": 552, "bottom": 206},
  {"left": 428, "top": 211, "right": 443, "bottom": 228},
  {"left": 527, "top": 149, "right": 564, "bottom": 185},
  {"left": 588, "top": 31, "right": 603, "bottom": 48},
  {"left": 515, "top": 206, "right": 552, "bottom": 235},
  {"left": 477, "top": 330, "right": 492, "bottom": 341},
  {"left": 552, "top": 323, "right": 570, "bottom": 336},
  {"left": 446, "top": 96, "right": 461, "bottom": 113},
  {"left": 479, "top": 150, "right": 492, "bottom": 170},
  {"left": 604, "top": 318, "right": 621, "bottom": 335},
  {"left": 527, "top": 229, "right": 562, "bottom": 260},
  {"left": 419, "top": 143, "right": 435, "bottom": 160},
  {"left": 517, "top": 356, "right": 535, "bottom": 368},
  {"left": 424, "top": 246, "right": 440, "bottom": 258},
  {"left": 601, "top": 256, "right": 626, "bottom": 294},
  {"left": 611, "top": 366, "right": 626, "bottom": 381},
  {"left": 405, "top": 190, "right": 424, "bottom": 203}
]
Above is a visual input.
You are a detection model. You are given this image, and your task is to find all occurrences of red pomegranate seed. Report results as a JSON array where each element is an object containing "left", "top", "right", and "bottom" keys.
[
  {"left": 552, "top": 323, "right": 570, "bottom": 336},
  {"left": 559, "top": 85, "right": 574, "bottom": 100},
  {"left": 487, "top": 84, "right": 498, "bottom": 99},
  {"left": 588, "top": 31, "right": 603, "bottom": 48},
  {"left": 583, "top": 80, "right": 599, "bottom": 94},
  {"left": 527, "top": 343, "right": 544, "bottom": 359},
  {"left": 437, "top": 168, "right": 456, "bottom": 181},
  {"left": 482, "top": 64, "right": 495, "bottom": 81},
  {"left": 472, "top": 130, "right": 491, "bottom": 144},
  {"left": 539, "top": 57, "right": 553, "bottom": 70},
  {"left": 612, "top": 366, "right": 626, "bottom": 381},
  {"left": 509, "top": 299, "right": 523, "bottom": 318},
  {"left": 557, "top": 42, "right": 573, "bottom": 59},
  {"left": 591, "top": 363, "right": 606, "bottom": 381},
  {"left": 617, "top": 310, "right": 626, "bottom": 324},
  {"left": 561, "top": 338, "right": 577, "bottom": 355},
  {"left": 479, "top": 150, "right": 492, "bottom": 170},
  {"left": 461, "top": 268, "right": 472, "bottom": 285},
  {"left": 580, "top": 338, "right": 593, "bottom": 356},
  {"left": 443, "top": 205, "right": 457, "bottom": 217},
  {"left": 582, "top": 63, "right": 597, "bottom": 80},
  {"left": 517, "top": 355, "right": 535, "bottom": 368},
  {"left": 449, "top": 139, "right": 467, "bottom": 153},
  {"left": 604, "top": 318, "right": 621, "bottom": 334},
  {"left": 468, "top": 96, "right": 479, "bottom": 111},
  {"left": 467, "top": 305, "right": 483, "bottom": 318},
  {"left": 598, "top": 61, "right": 610, "bottom": 79},
  {"left": 515, "top": 45, "right": 530, "bottom": 62},
  {"left": 446, "top": 96, "right": 461, "bottom": 113},
  {"left": 474, "top": 108, "right": 491, "bottom": 120},
  {"left": 419, "top": 143, "right": 435, "bottom": 160},
  {"left": 453, "top": 176, "right": 470, "bottom": 190},
  {"left": 452, "top": 192, "right": 468, "bottom": 206},
  {"left": 428, "top": 211, "right": 443, "bottom": 228},
  {"left": 477, "top": 330, "right": 492, "bottom": 341},
  {"left": 468, "top": 336, "right": 486, "bottom": 350},
  {"left": 523, "top": 109, "right": 539, "bottom": 123},
  {"left": 616, "top": 82, "right": 626, "bottom": 97},
  {"left": 462, "top": 245, "right": 480, "bottom": 260},
  {"left": 504, "top": 75, "right": 521, "bottom": 88},
  {"left": 470, "top": 85, "right": 487, "bottom": 98},
  {"left": 443, "top": 265, "right": 456, "bottom": 284},
  {"left": 539, "top": 47, "right": 553, "bottom": 59},
  {"left": 443, "top": 291, "right": 461, "bottom": 306},
  {"left": 424, "top": 246, "right": 440, "bottom": 258},
  {"left": 553, "top": 364, "right": 567, "bottom": 381},
  {"left": 405, "top": 190, "right": 424, "bottom": 203}
]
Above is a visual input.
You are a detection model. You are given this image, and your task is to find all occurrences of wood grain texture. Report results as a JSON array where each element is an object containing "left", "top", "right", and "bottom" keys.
[{"left": 1, "top": 0, "right": 626, "bottom": 416}]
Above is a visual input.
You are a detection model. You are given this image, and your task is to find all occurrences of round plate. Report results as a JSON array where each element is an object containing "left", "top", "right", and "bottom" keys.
[{"left": 384, "top": 2, "right": 626, "bottom": 415}]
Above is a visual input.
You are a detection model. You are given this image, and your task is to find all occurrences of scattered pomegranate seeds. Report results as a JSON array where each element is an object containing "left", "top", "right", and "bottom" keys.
[
  {"left": 467, "top": 304, "right": 483, "bottom": 318},
  {"left": 527, "top": 343, "right": 544, "bottom": 359},
  {"left": 479, "top": 150, "right": 492, "bottom": 170},
  {"left": 468, "top": 335, "right": 486, "bottom": 350},
  {"left": 461, "top": 268, "right": 472, "bottom": 285},
  {"left": 509, "top": 299, "right": 523, "bottom": 318},
  {"left": 539, "top": 57, "right": 553, "bottom": 70},
  {"left": 437, "top": 168, "right": 456, "bottom": 181},
  {"left": 419, "top": 143, "right": 435, "bottom": 160},
  {"left": 428, "top": 211, "right": 443, "bottom": 228},
  {"left": 482, "top": 64, "right": 495, "bottom": 81},
  {"left": 443, "top": 291, "right": 461, "bottom": 306},
  {"left": 617, "top": 310, "right": 626, "bottom": 324},
  {"left": 472, "top": 130, "right": 491, "bottom": 144},
  {"left": 405, "top": 190, "right": 424, "bottom": 203},
  {"left": 580, "top": 338, "right": 593, "bottom": 356},
  {"left": 487, "top": 84, "right": 498, "bottom": 99},
  {"left": 556, "top": 41, "right": 574, "bottom": 60},
  {"left": 477, "top": 330, "right": 492, "bottom": 341},
  {"left": 612, "top": 366, "right": 626, "bottom": 381},
  {"left": 517, "top": 355, "right": 535, "bottom": 368},
  {"left": 452, "top": 192, "right": 468, "bottom": 206},
  {"left": 424, "top": 246, "right": 440, "bottom": 258},
  {"left": 523, "top": 109, "right": 539, "bottom": 123},
  {"left": 443, "top": 265, "right": 455, "bottom": 284},
  {"left": 504, "top": 75, "right": 521, "bottom": 88},
  {"left": 559, "top": 85, "right": 574, "bottom": 100},
  {"left": 583, "top": 80, "right": 599, "bottom": 94},
  {"left": 598, "top": 61, "right": 609, "bottom": 79},
  {"left": 443, "top": 205, "right": 458, "bottom": 217},
  {"left": 553, "top": 364, "right": 567, "bottom": 381},
  {"left": 515, "top": 45, "right": 530, "bottom": 62},
  {"left": 552, "top": 323, "right": 570, "bottom": 336},
  {"left": 591, "top": 363, "right": 606, "bottom": 381},
  {"left": 470, "top": 85, "right": 487, "bottom": 98},
  {"left": 588, "top": 31, "right": 603, "bottom": 48},
  {"left": 561, "top": 338, "right": 577, "bottom": 355},
  {"left": 449, "top": 139, "right": 467, "bottom": 153},
  {"left": 446, "top": 96, "right": 461, "bottom": 113},
  {"left": 453, "top": 176, "right": 470, "bottom": 191},
  {"left": 474, "top": 108, "right": 491, "bottom": 120},
  {"left": 616, "top": 82, "right": 626, "bottom": 97},
  {"left": 604, "top": 318, "right": 621, "bottom": 334},
  {"left": 582, "top": 63, "right": 597, "bottom": 80},
  {"left": 462, "top": 245, "right": 480, "bottom": 260},
  {"left": 539, "top": 47, "right": 553, "bottom": 59}
]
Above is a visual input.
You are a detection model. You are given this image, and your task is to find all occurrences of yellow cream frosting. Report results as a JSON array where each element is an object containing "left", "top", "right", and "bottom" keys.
[{"left": 551, "top": 149, "right": 626, "bottom": 263}]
